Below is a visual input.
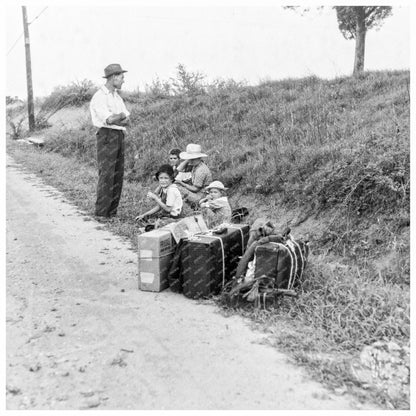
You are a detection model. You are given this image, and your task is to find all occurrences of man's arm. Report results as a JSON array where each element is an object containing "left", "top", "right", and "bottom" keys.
[
  {"left": 176, "top": 160, "right": 189, "bottom": 172},
  {"left": 106, "top": 112, "right": 129, "bottom": 126},
  {"left": 90, "top": 90, "right": 130, "bottom": 127},
  {"left": 175, "top": 180, "right": 201, "bottom": 193},
  {"left": 135, "top": 205, "right": 161, "bottom": 221}
]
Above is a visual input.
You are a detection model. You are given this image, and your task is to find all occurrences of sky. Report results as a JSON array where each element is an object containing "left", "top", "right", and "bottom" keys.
[{"left": 4, "top": 0, "right": 411, "bottom": 99}]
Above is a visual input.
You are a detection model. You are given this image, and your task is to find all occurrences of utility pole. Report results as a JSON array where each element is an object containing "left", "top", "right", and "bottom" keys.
[{"left": 22, "top": 6, "right": 35, "bottom": 131}]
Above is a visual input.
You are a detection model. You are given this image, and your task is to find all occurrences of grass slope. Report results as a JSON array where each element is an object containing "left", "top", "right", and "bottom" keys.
[{"left": 7, "top": 70, "right": 410, "bottom": 409}]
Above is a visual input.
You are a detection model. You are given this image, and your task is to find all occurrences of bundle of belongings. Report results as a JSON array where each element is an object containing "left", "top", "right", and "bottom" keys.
[
  {"left": 222, "top": 218, "right": 310, "bottom": 308},
  {"left": 137, "top": 215, "right": 309, "bottom": 308}
]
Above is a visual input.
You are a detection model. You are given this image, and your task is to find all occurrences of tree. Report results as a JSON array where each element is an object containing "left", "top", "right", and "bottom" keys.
[
  {"left": 334, "top": 6, "right": 392, "bottom": 75},
  {"left": 285, "top": 6, "right": 393, "bottom": 75}
]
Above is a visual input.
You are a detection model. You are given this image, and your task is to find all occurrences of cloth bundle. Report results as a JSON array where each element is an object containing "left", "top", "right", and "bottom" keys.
[{"left": 222, "top": 228, "right": 309, "bottom": 308}]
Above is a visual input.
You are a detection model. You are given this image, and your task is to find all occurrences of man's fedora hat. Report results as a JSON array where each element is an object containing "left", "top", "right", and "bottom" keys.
[
  {"left": 103, "top": 63, "right": 128, "bottom": 78},
  {"left": 179, "top": 143, "right": 208, "bottom": 160}
]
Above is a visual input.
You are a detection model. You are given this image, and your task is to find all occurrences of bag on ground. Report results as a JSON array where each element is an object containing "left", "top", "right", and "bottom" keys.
[{"left": 222, "top": 234, "right": 309, "bottom": 307}]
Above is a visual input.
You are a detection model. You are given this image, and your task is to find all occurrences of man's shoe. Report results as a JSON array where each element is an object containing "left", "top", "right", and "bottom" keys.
[{"left": 95, "top": 214, "right": 115, "bottom": 223}]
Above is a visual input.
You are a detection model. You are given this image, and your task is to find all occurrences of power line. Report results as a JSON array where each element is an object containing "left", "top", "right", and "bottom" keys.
[
  {"left": 7, "top": 33, "right": 24, "bottom": 56},
  {"left": 28, "top": 6, "right": 48, "bottom": 25},
  {"left": 6, "top": 7, "right": 48, "bottom": 56}
]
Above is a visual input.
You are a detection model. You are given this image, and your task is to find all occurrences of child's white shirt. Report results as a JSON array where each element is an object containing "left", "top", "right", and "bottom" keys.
[{"left": 164, "top": 184, "right": 183, "bottom": 216}]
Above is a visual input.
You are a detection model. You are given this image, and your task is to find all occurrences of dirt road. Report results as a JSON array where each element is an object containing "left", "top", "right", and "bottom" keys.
[{"left": 6, "top": 155, "right": 372, "bottom": 410}]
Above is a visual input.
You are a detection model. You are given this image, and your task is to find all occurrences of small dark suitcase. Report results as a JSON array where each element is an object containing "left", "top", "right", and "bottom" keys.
[{"left": 182, "top": 225, "right": 249, "bottom": 299}]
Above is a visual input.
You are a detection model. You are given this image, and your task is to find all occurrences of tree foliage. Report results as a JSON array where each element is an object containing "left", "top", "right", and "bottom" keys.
[
  {"left": 285, "top": 6, "right": 393, "bottom": 74},
  {"left": 335, "top": 6, "right": 393, "bottom": 40}
]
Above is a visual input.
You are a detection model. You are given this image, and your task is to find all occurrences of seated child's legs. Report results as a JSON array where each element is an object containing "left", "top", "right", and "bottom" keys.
[{"left": 201, "top": 207, "right": 222, "bottom": 229}]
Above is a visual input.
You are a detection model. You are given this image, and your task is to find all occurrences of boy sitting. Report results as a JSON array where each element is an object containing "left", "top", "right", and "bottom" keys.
[
  {"left": 199, "top": 180, "right": 232, "bottom": 229},
  {"left": 169, "top": 148, "right": 192, "bottom": 183}
]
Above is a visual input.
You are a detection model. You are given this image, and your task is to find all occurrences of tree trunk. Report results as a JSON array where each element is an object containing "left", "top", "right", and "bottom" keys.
[{"left": 353, "top": 7, "right": 366, "bottom": 75}]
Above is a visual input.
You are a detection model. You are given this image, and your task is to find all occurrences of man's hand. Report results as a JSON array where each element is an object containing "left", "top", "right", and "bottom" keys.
[
  {"left": 118, "top": 117, "right": 129, "bottom": 126},
  {"left": 106, "top": 113, "right": 129, "bottom": 126},
  {"left": 118, "top": 113, "right": 129, "bottom": 125}
]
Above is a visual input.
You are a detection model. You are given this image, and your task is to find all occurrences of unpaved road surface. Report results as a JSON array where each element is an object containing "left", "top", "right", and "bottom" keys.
[{"left": 6, "top": 156, "right": 374, "bottom": 410}]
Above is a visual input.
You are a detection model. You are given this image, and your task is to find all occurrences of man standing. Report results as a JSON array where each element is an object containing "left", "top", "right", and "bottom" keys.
[{"left": 90, "top": 63, "right": 130, "bottom": 218}]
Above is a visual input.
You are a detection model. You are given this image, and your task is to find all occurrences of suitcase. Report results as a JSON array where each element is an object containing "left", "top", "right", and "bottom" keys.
[
  {"left": 254, "top": 238, "right": 309, "bottom": 290},
  {"left": 181, "top": 225, "right": 249, "bottom": 299},
  {"left": 138, "top": 229, "right": 176, "bottom": 292}
]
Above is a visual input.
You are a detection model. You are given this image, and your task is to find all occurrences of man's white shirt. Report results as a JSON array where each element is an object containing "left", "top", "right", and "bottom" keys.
[{"left": 90, "top": 85, "right": 130, "bottom": 131}]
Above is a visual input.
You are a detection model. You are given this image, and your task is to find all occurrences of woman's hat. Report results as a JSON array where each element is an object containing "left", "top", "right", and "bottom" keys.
[
  {"left": 179, "top": 144, "right": 207, "bottom": 160},
  {"left": 155, "top": 164, "right": 174, "bottom": 179},
  {"left": 206, "top": 180, "right": 228, "bottom": 191},
  {"left": 103, "top": 63, "right": 128, "bottom": 78}
]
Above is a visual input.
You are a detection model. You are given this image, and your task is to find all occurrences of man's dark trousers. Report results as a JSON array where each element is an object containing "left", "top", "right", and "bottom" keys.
[{"left": 95, "top": 127, "right": 125, "bottom": 217}]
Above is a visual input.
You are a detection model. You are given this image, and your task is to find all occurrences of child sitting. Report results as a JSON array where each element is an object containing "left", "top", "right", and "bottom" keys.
[
  {"left": 199, "top": 180, "right": 232, "bottom": 228},
  {"left": 135, "top": 164, "right": 183, "bottom": 225},
  {"left": 154, "top": 149, "right": 192, "bottom": 194},
  {"left": 169, "top": 148, "right": 192, "bottom": 183},
  {"left": 168, "top": 148, "right": 181, "bottom": 171}
]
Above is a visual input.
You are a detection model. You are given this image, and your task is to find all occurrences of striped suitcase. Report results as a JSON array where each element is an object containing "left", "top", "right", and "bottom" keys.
[{"left": 182, "top": 225, "right": 249, "bottom": 299}]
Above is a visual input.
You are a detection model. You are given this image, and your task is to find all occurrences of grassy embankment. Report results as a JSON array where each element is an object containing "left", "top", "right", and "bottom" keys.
[{"left": 6, "top": 70, "right": 410, "bottom": 408}]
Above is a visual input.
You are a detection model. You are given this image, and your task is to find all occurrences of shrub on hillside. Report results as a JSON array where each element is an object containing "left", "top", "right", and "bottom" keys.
[
  {"left": 144, "top": 77, "right": 173, "bottom": 99},
  {"left": 171, "top": 63, "right": 206, "bottom": 96},
  {"left": 38, "top": 80, "right": 97, "bottom": 125},
  {"left": 6, "top": 106, "right": 26, "bottom": 139},
  {"left": 137, "top": 64, "right": 207, "bottom": 101},
  {"left": 43, "top": 80, "right": 96, "bottom": 109}
]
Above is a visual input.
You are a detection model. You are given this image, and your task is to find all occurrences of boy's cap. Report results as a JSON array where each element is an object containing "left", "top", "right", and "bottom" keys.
[
  {"left": 206, "top": 180, "right": 228, "bottom": 191},
  {"left": 179, "top": 144, "right": 207, "bottom": 160},
  {"left": 155, "top": 164, "right": 174, "bottom": 179}
]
